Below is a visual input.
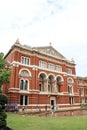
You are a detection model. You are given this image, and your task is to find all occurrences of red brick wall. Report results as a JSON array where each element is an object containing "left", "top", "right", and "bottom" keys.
[{"left": 3, "top": 45, "right": 81, "bottom": 110}]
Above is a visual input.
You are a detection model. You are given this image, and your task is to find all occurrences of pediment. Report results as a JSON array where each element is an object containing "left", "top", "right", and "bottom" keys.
[{"left": 33, "top": 46, "right": 66, "bottom": 60}]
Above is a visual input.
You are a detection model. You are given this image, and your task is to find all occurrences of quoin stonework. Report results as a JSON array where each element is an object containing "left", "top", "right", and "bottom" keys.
[{"left": 2, "top": 39, "right": 87, "bottom": 111}]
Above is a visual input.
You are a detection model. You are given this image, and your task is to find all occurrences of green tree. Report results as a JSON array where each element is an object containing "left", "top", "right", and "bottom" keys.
[
  {"left": 0, "top": 53, "right": 12, "bottom": 129},
  {"left": 0, "top": 53, "right": 11, "bottom": 93}
]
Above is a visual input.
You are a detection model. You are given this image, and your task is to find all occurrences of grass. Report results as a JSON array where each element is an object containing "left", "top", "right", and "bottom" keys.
[{"left": 7, "top": 113, "right": 87, "bottom": 130}]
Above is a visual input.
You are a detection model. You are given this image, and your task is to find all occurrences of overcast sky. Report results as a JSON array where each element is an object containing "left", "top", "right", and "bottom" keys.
[{"left": 0, "top": 0, "right": 87, "bottom": 77}]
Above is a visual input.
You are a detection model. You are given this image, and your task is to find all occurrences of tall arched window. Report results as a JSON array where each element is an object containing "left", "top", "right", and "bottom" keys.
[
  {"left": 39, "top": 83, "right": 44, "bottom": 91},
  {"left": 38, "top": 72, "right": 47, "bottom": 92},
  {"left": 67, "top": 77, "right": 74, "bottom": 84},
  {"left": 68, "top": 85, "right": 73, "bottom": 94},
  {"left": 67, "top": 77, "right": 74, "bottom": 94},
  {"left": 20, "top": 79, "right": 28, "bottom": 91},
  {"left": 20, "top": 79, "right": 24, "bottom": 90},
  {"left": 56, "top": 75, "right": 63, "bottom": 83},
  {"left": 56, "top": 76, "right": 63, "bottom": 92},
  {"left": 19, "top": 69, "right": 31, "bottom": 91},
  {"left": 25, "top": 80, "right": 28, "bottom": 90},
  {"left": 48, "top": 84, "right": 51, "bottom": 92},
  {"left": 48, "top": 74, "right": 55, "bottom": 92}
]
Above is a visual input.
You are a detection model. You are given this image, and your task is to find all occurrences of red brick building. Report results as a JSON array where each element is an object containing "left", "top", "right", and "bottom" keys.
[
  {"left": 76, "top": 76, "right": 87, "bottom": 106},
  {"left": 3, "top": 39, "right": 84, "bottom": 111}
]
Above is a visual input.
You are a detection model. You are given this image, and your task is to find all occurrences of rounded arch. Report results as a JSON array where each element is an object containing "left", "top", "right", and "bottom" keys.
[
  {"left": 38, "top": 72, "right": 48, "bottom": 92},
  {"left": 38, "top": 71, "right": 47, "bottom": 79},
  {"left": 19, "top": 68, "right": 32, "bottom": 77},
  {"left": 20, "top": 78, "right": 29, "bottom": 91},
  {"left": 56, "top": 75, "right": 64, "bottom": 82},
  {"left": 67, "top": 77, "right": 74, "bottom": 83},
  {"left": 48, "top": 73, "right": 56, "bottom": 81}
]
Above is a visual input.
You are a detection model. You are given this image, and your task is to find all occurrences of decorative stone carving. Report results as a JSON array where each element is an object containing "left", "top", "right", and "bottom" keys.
[{"left": 34, "top": 46, "right": 66, "bottom": 60}]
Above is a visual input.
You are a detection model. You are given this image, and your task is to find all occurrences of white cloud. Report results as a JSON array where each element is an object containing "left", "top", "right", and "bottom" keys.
[{"left": 0, "top": 0, "right": 87, "bottom": 76}]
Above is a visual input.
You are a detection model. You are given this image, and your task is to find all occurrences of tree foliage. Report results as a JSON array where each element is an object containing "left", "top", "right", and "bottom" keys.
[
  {"left": 0, "top": 53, "right": 13, "bottom": 129},
  {"left": 0, "top": 53, "right": 6, "bottom": 69},
  {"left": 0, "top": 53, "right": 11, "bottom": 93}
]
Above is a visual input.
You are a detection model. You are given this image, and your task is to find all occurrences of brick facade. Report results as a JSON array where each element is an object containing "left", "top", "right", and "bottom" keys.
[{"left": 3, "top": 40, "right": 87, "bottom": 111}]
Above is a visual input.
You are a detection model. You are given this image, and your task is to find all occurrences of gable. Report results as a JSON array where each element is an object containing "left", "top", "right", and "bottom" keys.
[{"left": 33, "top": 46, "right": 66, "bottom": 60}]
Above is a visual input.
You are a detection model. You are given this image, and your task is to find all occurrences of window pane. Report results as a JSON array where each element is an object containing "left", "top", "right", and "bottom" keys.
[
  {"left": 21, "top": 57, "right": 24, "bottom": 64},
  {"left": 27, "top": 58, "right": 29, "bottom": 65},
  {"left": 68, "top": 85, "right": 73, "bottom": 94},
  {"left": 20, "top": 80, "right": 24, "bottom": 90},
  {"left": 56, "top": 65, "right": 62, "bottom": 72},
  {"left": 48, "top": 63, "right": 54, "bottom": 70},
  {"left": 20, "top": 95, "right": 23, "bottom": 105},
  {"left": 25, "top": 80, "right": 28, "bottom": 90},
  {"left": 66, "top": 68, "right": 72, "bottom": 74},
  {"left": 48, "top": 85, "right": 51, "bottom": 92},
  {"left": 39, "top": 84, "right": 42, "bottom": 91},
  {"left": 25, "top": 58, "right": 26, "bottom": 64},
  {"left": 21, "top": 56, "right": 30, "bottom": 65},
  {"left": 39, "top": 61, "right": 47, "bottom": 68},
  {"left": 25, "top": 96, "right": 28, "bottom": 105}
]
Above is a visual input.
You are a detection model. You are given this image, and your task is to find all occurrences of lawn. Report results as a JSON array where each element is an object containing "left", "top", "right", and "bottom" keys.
[{"left": 7, "top": 113, "right": 87, "bottom": 130}]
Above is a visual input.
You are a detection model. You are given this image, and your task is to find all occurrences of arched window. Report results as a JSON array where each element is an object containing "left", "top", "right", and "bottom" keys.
[
  {"left": 39, "top": 83, "right": 44, "bottom": 91},
  {"left": 67, "top": 77, "right": 74, "bottom": 94},
  {"left": 48, "top": 84, "right": 51, "bottom": 92},
  {"left": 20, "top": 79, "right": 24, "bottom": 90},
  {"left": 56, "top": 76, "right": 63, "bottom": 93},
  {"left": 68, "top": 85, "right": 73, "bottom": 94},
  {"left": 56, "top": 76, "right": 63, "bottom": 83},
  {"left": 48, "top": 75, "right": 55, "bottom": 82},
  {"left": 48, "top": 74, "right": 55, "bottom": 92},
  {"left": 67, "top": 77, "right": 74, "bottom": 84},
  {"left": 25, "top": 80, "right": 28, "bottom": 90},
  {"left": 19, "top": 69, "right": 31, "bottom": 91},
  {"left": 20, "top": 79, "right": 28, "bottom": 91},
  {"left": 19, "top": 68, "right": 31, "bottom": 77},
  {"left": 38, "top": 72, "right": 47, "bottom": 92},
  {"left": 20, "top": 70, "right": 30, "bottom": 77}
]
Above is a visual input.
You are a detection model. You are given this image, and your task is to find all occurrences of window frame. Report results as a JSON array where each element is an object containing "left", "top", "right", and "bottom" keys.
[
  {"left": 68, "top": 85, "right": 73, "bottom": 94},
  {"left": 20, "top": 95, "right": 28, "bottom": 105},
  {"left": 21, "top": 56, "right": 30, "bottom": 65},
  {"left": 20, "top": 79, "right": 29, "bottom": 91},
  {"left": 48, "top": 63, "right": 55, "bottom": 70},
  {"left": 55, "top": 65, "right": 62, "bottom": 72},
  {"left": 66, "top": 68, "right": 72, "bottom": 74},
  {"left": 39, "top": 60, "right": 47, "bottom": 69}
]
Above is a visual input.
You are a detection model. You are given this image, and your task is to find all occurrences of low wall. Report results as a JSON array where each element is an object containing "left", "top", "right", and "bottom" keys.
[{"left": 38, "top": 108, "right": 87, "bottom": 117}]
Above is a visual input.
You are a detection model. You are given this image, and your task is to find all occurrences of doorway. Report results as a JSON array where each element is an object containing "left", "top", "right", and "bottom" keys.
[
  {"left": 50, "top": 96, "right": 56, "bottom": 110},
  {"left": 51, "top": 100, "right": 54, "bottom": 109}
]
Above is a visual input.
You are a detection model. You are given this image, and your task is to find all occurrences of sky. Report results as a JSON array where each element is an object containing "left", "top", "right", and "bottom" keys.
[{"left": 0, "top": 0, "right": 87, "bottom": 77}]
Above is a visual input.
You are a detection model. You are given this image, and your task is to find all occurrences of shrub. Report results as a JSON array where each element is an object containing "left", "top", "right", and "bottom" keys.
[
  {"left": 0, "top": 93, "right": 8, "bottom": 127},
  {"left": 0, "top": 93, "right": 8, "bottom": 104}
]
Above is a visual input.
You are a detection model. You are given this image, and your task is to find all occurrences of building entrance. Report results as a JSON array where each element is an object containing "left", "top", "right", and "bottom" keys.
[
  {"left": 50, "top": 96, "right": 56, "bottom": 110},
  {"left": 51, "top": 100, "right": 54, "bottom": 109}
]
